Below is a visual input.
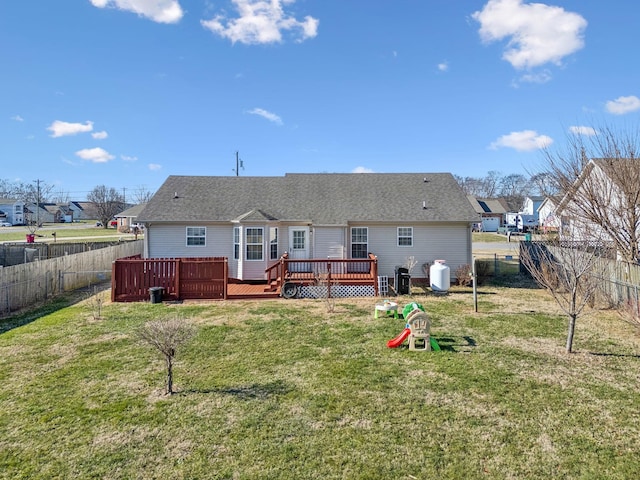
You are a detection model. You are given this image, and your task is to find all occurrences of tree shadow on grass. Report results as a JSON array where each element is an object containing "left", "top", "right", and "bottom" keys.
[
  {"left": 587, "top": 351, "right": 640, "bottom": 359},
  {"left": 182, "top": 379, "right": 294, "bottom": 400}
]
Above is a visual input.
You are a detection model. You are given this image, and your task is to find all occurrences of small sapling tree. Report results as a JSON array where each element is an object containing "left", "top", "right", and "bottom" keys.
[
  {"left": 138, "top": 317, "right": 196, "bottom": 395},
  {"left": 520, "top": 237, "right": 606, "bottom": 353}
]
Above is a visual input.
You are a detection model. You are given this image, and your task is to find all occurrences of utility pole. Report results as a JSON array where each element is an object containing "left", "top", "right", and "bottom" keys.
[
  {"left": 34, "top": 179, "right": 41, "bottom": 227},
  {"left": 233, "top": 151, "right": 244, "bottom": 176}
]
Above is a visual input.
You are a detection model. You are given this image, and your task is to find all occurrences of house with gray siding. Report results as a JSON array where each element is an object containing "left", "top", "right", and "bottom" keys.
[{"left": 136, "top": 173, "right": 478, "bottom": 284}]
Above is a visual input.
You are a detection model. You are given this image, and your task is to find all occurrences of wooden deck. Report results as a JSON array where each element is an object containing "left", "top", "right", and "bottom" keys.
[{"left": 227, "top": 282, "right": 280, "bottom": 299}]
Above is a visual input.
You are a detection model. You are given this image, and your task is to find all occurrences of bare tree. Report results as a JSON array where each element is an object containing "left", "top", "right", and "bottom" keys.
[
  {"left": 133, "top": 185, "right": 154, "bottom": 204},
  {"left": 499, "top": 173, "right": 530, "bottom": 209},
  {"left": 520, "top": 238, "right": 607, "bottom": 353},
  {"left": 540, "top": 125, "right": 640, "bottom": 263},
  {"left": 138, "top": 317, "right": 196, "bottom": 395},
  {"left": 51, "top": 189, "right": 71, "bottom": 204},
  {"left": 87, "top": 185, "right": 125, "bottom": 228}
]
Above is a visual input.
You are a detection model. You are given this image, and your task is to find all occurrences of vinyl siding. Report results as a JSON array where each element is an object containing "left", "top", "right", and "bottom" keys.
[
  {"left": 148, "top": 224, "right": 233, "bottom": 259},
  {"left": 363, "top": 223, "right": 472, "bottom": 280},
  {"left": 313, "top": 227, "right": 346, "bottom": 259}
]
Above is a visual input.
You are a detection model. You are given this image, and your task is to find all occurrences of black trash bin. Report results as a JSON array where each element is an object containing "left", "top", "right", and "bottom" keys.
[
  {"left": 149, "top": 286, "right": 164, "bottom": 304},
  {"left": 395, "top": 267, "right": 410, "bottom": 295}
]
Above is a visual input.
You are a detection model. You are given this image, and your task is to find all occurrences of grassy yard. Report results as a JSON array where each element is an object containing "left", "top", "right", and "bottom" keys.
[
  {"left": 1, "top": 282, "right": 639, "bottom": 479},
  {"left": 0, "top": 222, "right": 139, "bottom": 243}
]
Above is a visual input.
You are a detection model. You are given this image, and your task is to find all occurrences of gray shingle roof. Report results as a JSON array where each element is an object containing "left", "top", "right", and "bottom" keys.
[{"left": 137, "top": 173, "right": 478, "bottom": 224}]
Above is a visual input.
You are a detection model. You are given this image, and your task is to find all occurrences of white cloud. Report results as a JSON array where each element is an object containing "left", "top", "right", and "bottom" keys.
[
  {"left": 90, "top": 0, "right": 183, "bottom": 23},
  {"left": 247, "top": 107, "right": 283, "bottom": 125},
  {"left": 352, "top": 166, "right": 374, "bottom": 173},
  {"left": 605, "top": 96, "right": 640, "bottom": 115},
  {"left": 517, "top": 70, "right": 552, "bottom": 84},
  {"left": 569, "top": 125, "right": 597, "bottom": 136},
  {"left": 75, "top": 147, "right": 115, "bottom": 163},
  {"left": 148, "top": 163, "right": 162, "bottom": 171},
  {"left": 490, "top": 130, "right": 552, "bottom": 151},
  {"left": 121, "top": 155, "right": 138, "bottom": 162},
  {"left": 92, "top": 130, "right": 108, "bottom": 140},
  {"left": 437, "top": 62, "right": 449, "bottom": 72},
  {"left": 48, "top": 120, "right": 94, "bottom": 138},
  {"left": 472, "top": 0, "right": 587, "bottom": 70},
  {"left": 201, "top": 0, "right": 319, "bottom": 45},
  {"left": 11, "top": 115, "right": 24, "bottom": 122}
]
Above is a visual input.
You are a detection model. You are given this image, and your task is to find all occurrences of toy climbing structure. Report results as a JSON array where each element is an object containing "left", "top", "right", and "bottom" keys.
[{"left": 405, "top": 308, "right": 431, "bottom": 351}]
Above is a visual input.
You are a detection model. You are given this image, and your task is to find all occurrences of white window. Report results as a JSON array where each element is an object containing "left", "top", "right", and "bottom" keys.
[
  {"left": 351, "top": 227, "right": 368, "bottom": 259},
  {"left": 246, "top": 227, "right": 263, "bottom": 261},
  {"left": 233, "top": 227, "right": 240, "bottom": 260},
  {"left": 186, "top": 227, "right": 206, "bottom": 246},
  {"left": 397, "top": 227, "right": 413, "bottom": 247},
  {"left": 269, "top": 227, "right": 278, "bottom": 260}
]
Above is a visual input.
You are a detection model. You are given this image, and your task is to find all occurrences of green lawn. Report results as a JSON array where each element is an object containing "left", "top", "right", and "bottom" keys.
[
  {"left": 472, "top": 232, "right": 508, "bottom": 242},
  {"left": 1, "top": 284, "right": 639, "bottom": 479},
  {"left": 0, "top": 222, "right": 138, "bottom": 243}
]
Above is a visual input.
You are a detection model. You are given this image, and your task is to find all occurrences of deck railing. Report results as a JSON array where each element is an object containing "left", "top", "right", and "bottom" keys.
[{"left": 266, "top": 253, "right": 378, "bottom": 294}]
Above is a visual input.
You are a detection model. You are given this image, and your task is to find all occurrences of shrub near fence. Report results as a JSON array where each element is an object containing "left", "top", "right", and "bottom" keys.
[
  {"left": 473, "top": 254, "right": 520, "bottom": 279},
  {"left": 0, "top": 240, "right": 143, "bottom": 317}
]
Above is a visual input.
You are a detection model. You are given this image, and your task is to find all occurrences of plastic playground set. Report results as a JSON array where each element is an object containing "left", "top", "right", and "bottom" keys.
[{"left": 382, "top": 301, "right": 441, "bottom": 351}]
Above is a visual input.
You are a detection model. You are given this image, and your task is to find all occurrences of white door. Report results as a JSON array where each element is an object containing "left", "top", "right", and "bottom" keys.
[{"left": 289, "top": 227, "right": 309, "bottom": 272}]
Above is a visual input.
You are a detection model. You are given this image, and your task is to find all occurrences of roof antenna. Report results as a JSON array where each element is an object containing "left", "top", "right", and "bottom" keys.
[{"left": 233, "top": 151, "right": 245, "bottom": 176}]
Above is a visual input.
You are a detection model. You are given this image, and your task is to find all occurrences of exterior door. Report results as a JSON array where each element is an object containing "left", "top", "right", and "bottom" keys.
[{"left": 289, "top": 227, "right": 309, "bottom": 272}]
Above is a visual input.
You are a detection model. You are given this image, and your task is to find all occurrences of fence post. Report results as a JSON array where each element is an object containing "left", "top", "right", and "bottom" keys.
[{"left": 175, "top": 258, "right": 181, "bottom": 300}]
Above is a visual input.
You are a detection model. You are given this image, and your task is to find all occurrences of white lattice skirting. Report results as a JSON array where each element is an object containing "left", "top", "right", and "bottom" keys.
[{"left": 298, "top": 285, "right": 376, "bottom": 298}]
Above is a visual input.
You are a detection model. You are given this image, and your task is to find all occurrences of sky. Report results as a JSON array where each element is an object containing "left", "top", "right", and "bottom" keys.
[{"left": 2, "top": 0, "right": 640, "bottom": 201}]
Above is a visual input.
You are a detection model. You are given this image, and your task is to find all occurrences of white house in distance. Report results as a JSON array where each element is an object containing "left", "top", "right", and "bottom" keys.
[
  {"left": 136, "top": 173, "right": 479, "bottom": 283},
  {"left": 537, "top": 196, "right": 561, "bottom": 233},
  {"left": 0, "top": 198, "right": 25, "bottom": 225}
]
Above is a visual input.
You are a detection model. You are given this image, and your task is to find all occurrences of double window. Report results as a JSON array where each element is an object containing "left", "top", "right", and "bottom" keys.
[
  {"left": 351, "top": 227, "right": 368, "bottom": 259},
  {"left": 397, "top": 227, "right": 413, "bottom": 247},
  {"left": 186, "top": 227, "right": 206, "bottom": 246},
  {"left": 246, "top": 227, "right": 264, "bottom": 261}
]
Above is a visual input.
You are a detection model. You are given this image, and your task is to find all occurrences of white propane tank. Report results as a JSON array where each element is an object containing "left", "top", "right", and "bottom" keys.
[{"left": 430, "top": 260, "right": 450, "bottom": 292}]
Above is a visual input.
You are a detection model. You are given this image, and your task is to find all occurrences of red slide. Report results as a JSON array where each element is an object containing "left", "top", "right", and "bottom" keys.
[{"left": 387, "top": 328, "right": 411, "bottom": 348}]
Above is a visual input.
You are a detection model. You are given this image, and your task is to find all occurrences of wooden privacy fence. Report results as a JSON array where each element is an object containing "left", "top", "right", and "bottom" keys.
[
  {"left": 0, "top": 240, "right": 135, "bottom": 267},
  {"left": 111, "top": 257, "right": 228, "bottom": 302},
  {"left": 0, "top": 240, "right": 143, "bottom": 317},
  {"left": 520, "top": 241, "right": 640, "bottom": 306}
]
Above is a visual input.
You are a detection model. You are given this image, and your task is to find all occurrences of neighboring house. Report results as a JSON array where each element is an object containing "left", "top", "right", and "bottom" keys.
[
  {"left": 68, "top": 201, "right": 96, "bottom": 220},
  {"left": 537, "top": 196, "right": 561, "bottom": 233},
  {"left": 466, "top": 196, "right": 509, "bottom": 232},
  {"left": 136, "top": 173, "right": 478, "bottom": 283},
  {"left": 556, "top": 158, "right": 639, "bottom": 248},
  {"left": 24, "top": 203, "right": 55, "bottom": 224},
  {"left": 522, "top": 196, "right": 544, "bottom": 220},
  {"left": 0, "top": 198, "right": 25, "bottom": 225},
  {"left": 115, "top": 203, "right": 147, "bottom": 232},
  {"left": 41, "top": 203, "right": 74, "bottom": 223}
]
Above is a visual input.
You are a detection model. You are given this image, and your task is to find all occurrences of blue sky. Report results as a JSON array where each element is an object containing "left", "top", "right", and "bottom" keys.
[{"left": 2, "top": 0, "right": 639, "bottom": 201}]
